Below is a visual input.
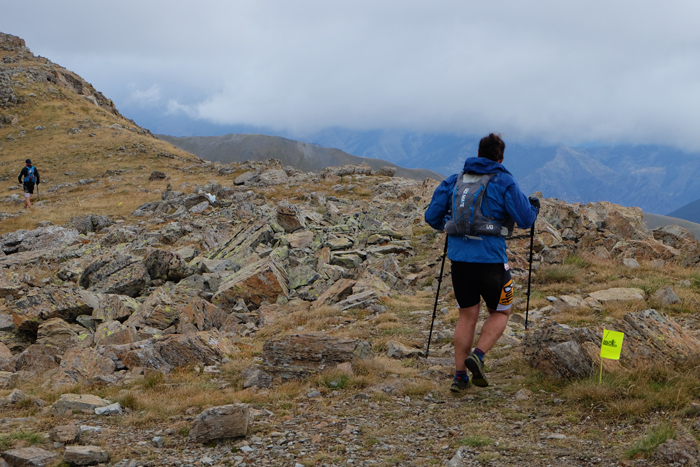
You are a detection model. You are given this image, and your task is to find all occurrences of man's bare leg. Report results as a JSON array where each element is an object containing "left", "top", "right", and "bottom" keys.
[
  {"left": 453, "top": 303, "right": 480, "bottom": 372},
  {"left": 473, "top": 307, "right": 511, "bottom": 353},
  {"left": 24, "top": 193, "right": 31, "bottom": 209}
]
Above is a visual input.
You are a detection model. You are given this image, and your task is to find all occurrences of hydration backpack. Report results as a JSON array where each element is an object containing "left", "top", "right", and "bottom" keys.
[
  {"left": 444, "top": 172, "right": 514, "bottom": 239},
  {"left": 25, "top": 166, "right": 35, "bottom": 183}
]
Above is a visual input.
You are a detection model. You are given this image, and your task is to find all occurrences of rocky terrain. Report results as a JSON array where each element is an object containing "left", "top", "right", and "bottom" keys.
[
  {"left": 3, "top": 32, "right": 700, "bottom": 467},
  {"left": 1, "top": 154, "right": 700, "bottom": 466}
]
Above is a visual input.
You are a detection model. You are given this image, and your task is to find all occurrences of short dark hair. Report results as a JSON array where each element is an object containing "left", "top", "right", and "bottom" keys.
[{"left": 478, "top": 133, "right": 505, "bottom": 162}]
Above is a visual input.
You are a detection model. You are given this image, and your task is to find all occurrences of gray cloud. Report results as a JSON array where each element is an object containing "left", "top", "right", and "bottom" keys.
[{"left": 4, "top": 0, "right": 700, "bottom": 147}]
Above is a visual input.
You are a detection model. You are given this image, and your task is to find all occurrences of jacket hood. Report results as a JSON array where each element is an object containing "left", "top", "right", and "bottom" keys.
[{"left": 463, "top": 157, "right": 511, "bottom": 176}]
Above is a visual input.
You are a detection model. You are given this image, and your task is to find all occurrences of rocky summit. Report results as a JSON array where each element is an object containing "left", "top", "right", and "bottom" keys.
[{"left": 3, "top": 31, "right": 700, "bottom": 467}]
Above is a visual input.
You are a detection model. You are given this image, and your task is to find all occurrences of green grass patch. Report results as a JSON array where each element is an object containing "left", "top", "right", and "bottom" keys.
[
  {"left": 0, "top": 431, "right": 45, "bottom": 450},
  {"left": 564, "top": 255, "right": 590, "bottom": 267},
  {"left": 457, "top": 435, "right": 493, "bottom": 447},
  {"left": 624, "top": 423, "right": 675, "bottom": 459},
  {"left": 537, "top": 264, "right": 581, "bottom": 284}
]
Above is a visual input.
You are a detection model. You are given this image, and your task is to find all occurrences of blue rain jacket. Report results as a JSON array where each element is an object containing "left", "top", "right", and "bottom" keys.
[{"left": 425, "top": 157, "right": 537, "bottom": 263}]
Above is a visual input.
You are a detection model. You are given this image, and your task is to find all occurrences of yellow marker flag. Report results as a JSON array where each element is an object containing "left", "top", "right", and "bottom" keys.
[
  {"left": 118, "top": 202, "right": 123, "bottom": 207},
  {"left": 600, "top": 329, "right": 624, "bottom": 360}
]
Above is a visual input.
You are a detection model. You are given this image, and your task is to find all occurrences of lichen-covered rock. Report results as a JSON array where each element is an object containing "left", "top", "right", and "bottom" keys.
[
  {"left": 0, "top": 225, "right": 79, "bottom": 254},
  {"left": 64, "top": 214, "right": 113, "bottom": 234},
  {"left": 105, "top": 330, "right": 234, "bottom": 373},
  {"left": 79, "top": 255, "right": 150, "bottom": 297},
  {"left": 213, "top": 258, "right": 288, "bottom": 310},
  {"left": 0, "top": 342, "right": 14, "bottom": 372},
  {"left": 93, "top": 321, "right": 139, "bottom": 346},
  {"left": 52, "top": 347, "right": 116, "bottom": 387},
  {"left": 12, "top": 288, "right": 93, "bottom": 335},
  {"left": 36, "top": 318, "right": 84, "bottom": 353},
  {"left": 90, "top": 294, "right": 139, "bottom": 323},
  {"left": 0, "top": 269, "right": 22, "bottom": 298},
  {"left": 15, "top": 344, "right": 60, "bottom": 374},
  {"left": 188, "top": 404, "right": 250, "bottom": 443},
  {"left": 276, "top": 204, "right": 305, "bottom": 233},
  {"left": 144, "top": 249, "right": 190, "bottom": 282}
]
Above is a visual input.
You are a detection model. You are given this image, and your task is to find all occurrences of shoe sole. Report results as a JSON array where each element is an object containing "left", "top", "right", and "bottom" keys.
[{"left": 465, "top": 356, "right": 489, "bottom": 387}]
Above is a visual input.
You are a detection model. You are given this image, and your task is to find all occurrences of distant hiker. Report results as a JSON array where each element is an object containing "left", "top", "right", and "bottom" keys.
[
  {"left": 425, "top": 133, "right": 539, "bottom": 392},
  {"left": 18, "top": 158, "right": 40, "bottom": 209}
]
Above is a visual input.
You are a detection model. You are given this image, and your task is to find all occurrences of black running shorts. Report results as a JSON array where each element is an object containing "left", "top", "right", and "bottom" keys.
[
  {"left": 23, "top": 182, "right": 35, "bottom": 194},
  {"left": 451, "top": 261, "right": 513, "bottom": 312}
]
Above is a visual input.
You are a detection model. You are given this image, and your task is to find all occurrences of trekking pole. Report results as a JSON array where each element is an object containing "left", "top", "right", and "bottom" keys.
[
  {"left": 524, "top": 221, "right": 535, "bottom": 330},
  {"left": 425, "top": 235, "right": 448, "bottom": 358}
]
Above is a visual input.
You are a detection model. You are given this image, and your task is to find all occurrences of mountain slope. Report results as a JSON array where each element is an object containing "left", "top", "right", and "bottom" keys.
[
  {"left": 666, "top": 198, "right": 700, "bottom": 224},
  {"left": 0, "top": 32, "right": 201, "bottom": 234},
  {"left": 156, "top": 133, "right": 444, "bottom": 182}
]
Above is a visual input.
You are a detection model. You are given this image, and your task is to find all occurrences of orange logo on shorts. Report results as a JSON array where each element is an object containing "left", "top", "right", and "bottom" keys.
[{"left": 499, "top": 279, "right": 514, "bottom": 306}]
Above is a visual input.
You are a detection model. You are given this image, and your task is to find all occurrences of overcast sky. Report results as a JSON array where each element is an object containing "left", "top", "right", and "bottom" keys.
[{"left": 3, "top": 0, "right": 700, "bottom": 148}]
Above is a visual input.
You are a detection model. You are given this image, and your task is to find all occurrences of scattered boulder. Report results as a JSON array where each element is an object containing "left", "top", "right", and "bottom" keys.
[
  {"left": 241, "top": 365, "right": 272, "bottom": 389},
  {"left": 386, "top": 340, "right": 424, "bottom": 359},
  {"left": 653, "top": 286, "right": 681, "bottom": 306},
  {"left": 1, "top": 447, "right": 57, "bottom": 467},
  {"left": 50, "top": 424, "right": 81, "bottom": 444},
  {"left": 63, "top": 446, "right": 110, "bottom": 466},
  {"left": 148, "top": 170, "right": 166, "bottom": 181},
  {"left": 188, "top": 404, "right": 250, "bottom": 443}
]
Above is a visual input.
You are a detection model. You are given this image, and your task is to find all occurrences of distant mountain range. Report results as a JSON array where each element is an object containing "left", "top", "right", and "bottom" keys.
[
  {"left": 301, "top": 129, "right": 700, "bottom": 216},
  {"left": 156, "top": 133, "right": 444, "bottom": 182}
]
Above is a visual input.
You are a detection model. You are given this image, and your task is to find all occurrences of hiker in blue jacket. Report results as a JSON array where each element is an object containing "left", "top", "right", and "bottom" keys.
[
  {"left": 425, "top": 133, "right": 539, "bottom": 392},
  {"left": 17, "top": 158, "right": 40, "bottom": 209}
]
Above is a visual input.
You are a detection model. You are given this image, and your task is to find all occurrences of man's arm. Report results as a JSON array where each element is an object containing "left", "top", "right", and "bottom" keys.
[
  {"left": 35, "top": 168, "right": 40, "bottom": 184},
  {"left": 504, "top": 182, "right": 538, "bottom": 229},
  {"left": 17, "top": 167, "right": 25, "bottom": 184},
  {"left": 424, "top": 175, "right": 456, "bottom": 230}
]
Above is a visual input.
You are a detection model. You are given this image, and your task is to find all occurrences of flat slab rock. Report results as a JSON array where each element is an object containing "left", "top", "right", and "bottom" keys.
[
  {"left": 588, "top": 287, "right": 645, "bottom": 302},
  {"left": 523, "top": 309, "right": 700, "bottom": 379},
  {"left": 188, "top": 404, "right": 250, "bottom": 443},
  {"left": 63, "top": 446, "right": 109, "bottom": 466},
  {"left": 1, "top": 447, "right": 57, "bottom": 467},
  {"left": 262, "top": 332, "right": 371, "bottom": 379},
  {"left": 52, "top": 393, "right": 111, "bottom": 415}
]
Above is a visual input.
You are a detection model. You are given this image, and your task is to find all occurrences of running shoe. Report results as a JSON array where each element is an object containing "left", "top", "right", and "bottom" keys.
[{"left": 465, "top": 353, "right": 489, "bottom": 387}]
